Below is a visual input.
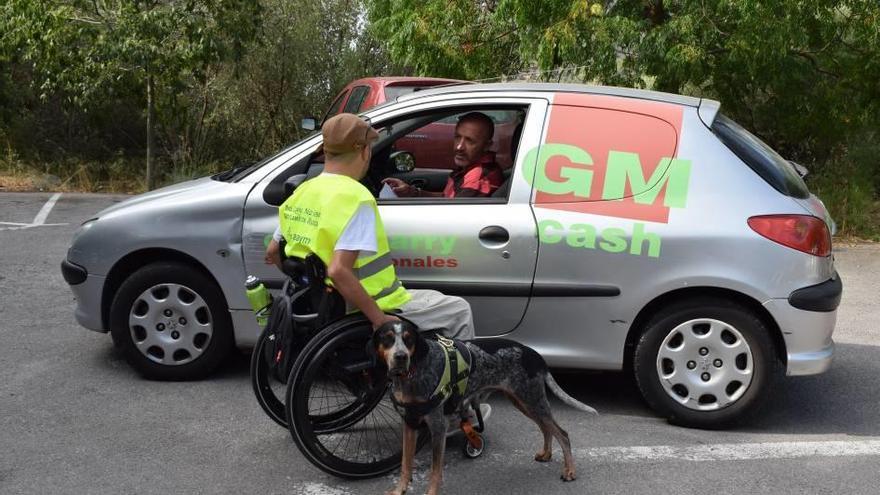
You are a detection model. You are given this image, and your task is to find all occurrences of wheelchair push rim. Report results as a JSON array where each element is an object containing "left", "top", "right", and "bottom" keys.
[
  {"left": 286, "top": 318, "right": 411, "bottom": 479},
  {"left": 250, "top": 326, "right": 290, "bottom": 428}
]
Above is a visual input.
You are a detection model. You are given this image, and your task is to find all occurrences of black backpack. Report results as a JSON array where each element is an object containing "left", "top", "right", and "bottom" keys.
[{"left": 262, "top": 253, "right": 346, "bottom": 383}]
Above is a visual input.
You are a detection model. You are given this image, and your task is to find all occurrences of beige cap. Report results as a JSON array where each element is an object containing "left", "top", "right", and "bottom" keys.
[{"left": 322, "top": 113, "right": 379, "bottom": 154}]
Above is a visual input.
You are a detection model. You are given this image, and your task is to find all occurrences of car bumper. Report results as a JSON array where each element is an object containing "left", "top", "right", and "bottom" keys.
[
  {"left": 764, "top": 273, "right": 842, "bottom": 376},
  {"left": 66, "top": 269, "right": 107, "bottom": 333}
]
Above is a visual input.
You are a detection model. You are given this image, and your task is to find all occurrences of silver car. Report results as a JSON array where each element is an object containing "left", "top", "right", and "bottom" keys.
[{"left": 62, "top": 83, "right": 841, "bottom": 428}]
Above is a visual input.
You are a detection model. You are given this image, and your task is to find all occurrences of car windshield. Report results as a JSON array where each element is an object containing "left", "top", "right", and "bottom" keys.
[{"left": 214, "top": 129, "right": 321, "bottom": 182}]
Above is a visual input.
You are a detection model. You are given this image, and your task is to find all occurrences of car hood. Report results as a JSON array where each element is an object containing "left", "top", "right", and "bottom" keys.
[{"left": 97, "top": 177, "right": 234, "bottom": 218}]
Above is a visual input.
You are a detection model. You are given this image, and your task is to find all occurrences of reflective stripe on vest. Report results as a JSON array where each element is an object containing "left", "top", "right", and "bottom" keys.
[
  {"left": 354, "top": 251, "right": 393, "bottom": 280},
  {"left": 278, "top": 174, "right": 410, "bottom": 311}
]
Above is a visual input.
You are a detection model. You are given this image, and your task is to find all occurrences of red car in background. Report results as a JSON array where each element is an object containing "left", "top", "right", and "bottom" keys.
[{"left": 321, "top": 77, "right": 521, "bottom": 170}]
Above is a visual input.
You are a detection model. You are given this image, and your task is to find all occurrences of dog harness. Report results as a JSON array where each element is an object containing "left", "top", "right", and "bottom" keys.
[{"left": 392, "top": 335, "right": 472, "bottom": 428}]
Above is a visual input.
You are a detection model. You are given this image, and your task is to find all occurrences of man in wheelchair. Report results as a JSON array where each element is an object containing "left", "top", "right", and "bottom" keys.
[{"left": 266, "top": 112, "right": 476, "bottom": 341}]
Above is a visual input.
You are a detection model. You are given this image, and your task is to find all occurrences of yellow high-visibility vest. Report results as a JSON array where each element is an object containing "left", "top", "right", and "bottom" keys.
[{"left": 279, "top": 173, "right": 410, "bottom": 311}]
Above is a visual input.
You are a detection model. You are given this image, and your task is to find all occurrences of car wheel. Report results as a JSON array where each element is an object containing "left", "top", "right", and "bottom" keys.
[
  {"left": 110, "top": 262, "right": 233, "bottom": 380},
  {"left": 633, "top": 297, "right": 779, "bottom": 429}
]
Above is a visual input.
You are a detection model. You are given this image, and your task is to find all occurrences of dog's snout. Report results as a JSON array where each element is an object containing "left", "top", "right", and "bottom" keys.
[{"left": 393, "top": 351, "right": 408, "bottom": 363}]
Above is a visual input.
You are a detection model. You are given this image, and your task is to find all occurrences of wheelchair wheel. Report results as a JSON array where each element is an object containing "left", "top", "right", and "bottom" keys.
[
  {"left": 250, "top": 325, "right": 289, "bottom": 428},
  {"left": 286, "top": 315, "right": 422, "bottom": 479}
]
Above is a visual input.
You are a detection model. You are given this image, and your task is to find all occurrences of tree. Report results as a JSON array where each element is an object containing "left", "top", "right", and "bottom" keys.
[
  {"left": 3, "top": 0, "right": 260, "bottom": 189},
  {"left": 365, "top": 0, "right": 880, "bottom": 162},
  {"left": 211, "top": 0, "right": 399, "bottom": 160}
]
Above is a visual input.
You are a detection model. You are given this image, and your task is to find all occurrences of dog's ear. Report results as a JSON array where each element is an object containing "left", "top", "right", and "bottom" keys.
[{"left": 367, "top": 330, "right": 388, "bottom": 373}]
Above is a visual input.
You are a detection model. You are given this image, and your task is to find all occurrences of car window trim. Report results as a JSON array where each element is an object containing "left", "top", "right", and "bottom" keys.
[
  {"left": 377, "top": 197, "right": 508, "bottom": 206},
  {"left": 365, "top": 99, "right": 545, "bottom": 206}
]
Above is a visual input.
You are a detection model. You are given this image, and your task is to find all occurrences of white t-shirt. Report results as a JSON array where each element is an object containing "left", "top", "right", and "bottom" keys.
[{"left": 273, "top": 204, "right": 378, "bottom": 259}]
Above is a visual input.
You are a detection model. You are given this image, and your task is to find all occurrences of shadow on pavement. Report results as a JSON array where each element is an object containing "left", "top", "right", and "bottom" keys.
[{"left": 95, "top": 337, "right": 879, "bottom": 437}]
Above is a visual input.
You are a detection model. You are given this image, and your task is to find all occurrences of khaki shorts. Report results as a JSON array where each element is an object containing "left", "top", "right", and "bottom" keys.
[{"left": 395, "top": 289, "right": 474, "bottom": 340}]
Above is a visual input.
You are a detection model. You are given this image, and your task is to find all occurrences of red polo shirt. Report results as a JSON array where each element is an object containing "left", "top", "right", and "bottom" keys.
[{"left": 443, "top": 153, "right": 503, "bottom": 198}]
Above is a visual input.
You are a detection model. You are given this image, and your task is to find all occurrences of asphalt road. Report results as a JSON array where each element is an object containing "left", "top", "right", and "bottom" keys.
[{"left": 1, "top": 192, "right": 878, "bottom": 495}]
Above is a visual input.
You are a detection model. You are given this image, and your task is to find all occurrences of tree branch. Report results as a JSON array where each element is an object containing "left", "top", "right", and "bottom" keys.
[{"left": 790, "top": 50, "right": 840, "bottom": 79}]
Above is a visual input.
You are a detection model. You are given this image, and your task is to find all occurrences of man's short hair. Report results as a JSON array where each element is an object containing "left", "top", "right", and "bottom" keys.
[{"left": 456, "top": 112, "right": 495, "bottom": 140}]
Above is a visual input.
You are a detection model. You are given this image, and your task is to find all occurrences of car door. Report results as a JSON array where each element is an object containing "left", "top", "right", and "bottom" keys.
[{"left": 374, "top": 98, "right": 547, "bottom": 336}]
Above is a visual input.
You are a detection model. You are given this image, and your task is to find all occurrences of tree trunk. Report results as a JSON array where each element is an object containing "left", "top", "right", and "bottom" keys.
[{"left": 146, "top": 74, "right": 155, "bottom": 190}]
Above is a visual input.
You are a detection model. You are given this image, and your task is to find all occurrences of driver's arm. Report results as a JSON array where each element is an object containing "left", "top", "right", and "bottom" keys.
[{"left": 328, "top": 250, "right": 397, "bottom": 330}]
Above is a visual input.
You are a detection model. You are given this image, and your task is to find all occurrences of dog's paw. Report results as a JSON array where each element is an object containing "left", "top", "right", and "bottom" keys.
[
  {"left": 385, "top": 490, "right": 405, "bottom": 495},
  {"left": 560, "top": 468, "right": 577, "bottom": 482},
  {"left": 534, "top": 451, "right": 552, "bottom": 462}
]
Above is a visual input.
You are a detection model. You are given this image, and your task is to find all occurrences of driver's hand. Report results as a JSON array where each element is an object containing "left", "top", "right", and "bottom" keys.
[
  {"left": 382, "top": 178, "right": 415, "bottom": 197},
  {"left": 265, "top": 239, "right": 282, "bottom": 269}
]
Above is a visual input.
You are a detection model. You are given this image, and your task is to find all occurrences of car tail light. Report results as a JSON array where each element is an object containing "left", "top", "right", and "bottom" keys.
[{"left": 747, "top": 215, "right": 831, "bottom": 257}]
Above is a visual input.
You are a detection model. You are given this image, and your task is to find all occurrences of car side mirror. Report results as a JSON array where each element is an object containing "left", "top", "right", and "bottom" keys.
[
  {"left": 301, "top": 117, "right": 317, "bottom": 131},
  {"left": 390, "top": 151, "right": 415, "bottom": 173}
]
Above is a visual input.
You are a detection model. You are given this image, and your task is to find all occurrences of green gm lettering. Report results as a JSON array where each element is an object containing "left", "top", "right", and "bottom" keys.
[{"left": 523, "top": 145, "right": 691, "bottom": 207}]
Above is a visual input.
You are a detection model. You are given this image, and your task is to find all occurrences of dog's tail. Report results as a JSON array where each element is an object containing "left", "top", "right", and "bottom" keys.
[{"left": 545, "top": 373, "right": 598, "bottom": 415}]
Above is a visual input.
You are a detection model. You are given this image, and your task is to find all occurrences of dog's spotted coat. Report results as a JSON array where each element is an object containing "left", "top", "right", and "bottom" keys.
[{"left": 373, "top": 320, "right": 597, "bottom": 495}]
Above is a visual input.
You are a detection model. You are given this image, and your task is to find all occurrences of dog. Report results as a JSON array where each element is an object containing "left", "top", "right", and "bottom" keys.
[{"left": 372, "top": 319, "right": 597, "bottom": 495}]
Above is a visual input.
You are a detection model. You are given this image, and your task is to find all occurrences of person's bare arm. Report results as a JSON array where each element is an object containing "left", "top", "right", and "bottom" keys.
[
  {"left": 328, "top": 249, "right": 398, "bottom": 329},
  {"left": 265, "top": 239, "right": 282, "bottom": 269},
  {"left": 382, "top": 178, "right": 442, "bottom": 197}
]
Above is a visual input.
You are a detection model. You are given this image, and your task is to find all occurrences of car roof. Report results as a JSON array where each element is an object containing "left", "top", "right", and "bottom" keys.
[{"left": 395, "top": 82, "right": 705, "bottom": 107}]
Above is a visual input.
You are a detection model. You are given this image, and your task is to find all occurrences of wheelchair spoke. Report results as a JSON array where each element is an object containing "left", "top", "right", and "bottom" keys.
[{"left": 286, "top": 317, "right": 416, "bottom": 478}]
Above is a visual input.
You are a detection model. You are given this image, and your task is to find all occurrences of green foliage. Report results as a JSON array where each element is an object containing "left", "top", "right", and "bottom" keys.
[
  {"left": 369, "top": 0, "right": 525, "bottom": 78},
  {"left": 4, "top": 0, "right": 261, "bottom": 104},
  {"left": 0, "top": 0, "right": 392, "bottom": 191},
  {"left": 807, "top": 131, "right": 880, "bottom": 240},
  {"left": 211, "top": 0, "right": 397, "bottom": 161},
  {"left": 366, "top": 0, "right": 880, "bottom": 237}
]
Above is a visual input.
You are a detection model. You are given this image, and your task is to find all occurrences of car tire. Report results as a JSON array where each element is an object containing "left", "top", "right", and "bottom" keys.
[
  {"left": 633, "top": 297, "right": 780, "bottom": 429},
  {"left": 109, "top": 262, "right": 233, "bottom": 380}
]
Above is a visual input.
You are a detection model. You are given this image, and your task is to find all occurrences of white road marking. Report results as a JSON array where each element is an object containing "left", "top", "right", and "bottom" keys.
[
  {"left": 32, "top": 192, "right": 62, "bottom": 225},
  {"left": 292, "top": 482, "right": 353, "bottom": 495},
  {"left": 0, "top": 193, "right": 68, "bottom": 231},
  {"left": 576, "top": 439, "right": 880, "bottom": 463}
]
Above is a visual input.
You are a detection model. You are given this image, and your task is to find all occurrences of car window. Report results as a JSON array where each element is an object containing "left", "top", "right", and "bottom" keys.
[
  {"left": 343, "top": 86, "right": 371, "bottom": 113},
  {"left": 321, "top": 90, "right": 348, "bottom": 124},
  {"left": 712, "top": 114, "right": 810, "bottom": 199},
  {"left": 370, "top": 107, "right": 527, "bottom": 202}
]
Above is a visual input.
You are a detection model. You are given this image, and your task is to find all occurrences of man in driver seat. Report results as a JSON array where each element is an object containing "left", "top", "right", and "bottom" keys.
[{"left": 382, "top": 111, "right": 503, "bottom": 198}]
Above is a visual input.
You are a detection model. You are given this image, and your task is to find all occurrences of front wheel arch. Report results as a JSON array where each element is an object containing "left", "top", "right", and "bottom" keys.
[
  {"left": 631, "top": 295, "right": 783, "bottom": 428},
  {"left": 623, "top": 287, "right": 786, "bottom": 374},
  {"left": 102, "top": 248, "right": 234, "bottom": 347}
]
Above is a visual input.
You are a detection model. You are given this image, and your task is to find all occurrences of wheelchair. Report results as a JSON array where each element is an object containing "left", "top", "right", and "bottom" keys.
[{"left": 250, "top": 254, "right": 428, "bottom": 479}]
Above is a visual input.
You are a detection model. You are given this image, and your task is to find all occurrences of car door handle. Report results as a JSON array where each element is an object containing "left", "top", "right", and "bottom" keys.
[
  {"left": 409, "top": 178, "right": 428, "bottom": 188},
  {"left": 479, "top": 225, "right": 509, "bottom": 244}
]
